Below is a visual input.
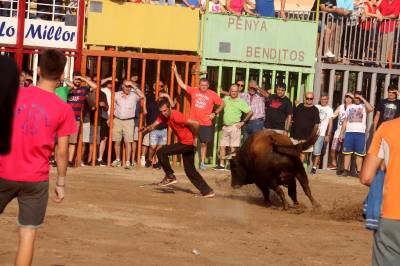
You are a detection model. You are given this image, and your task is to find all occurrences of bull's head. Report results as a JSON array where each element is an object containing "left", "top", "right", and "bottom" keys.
[{"left": 222, "top": 153, "right": 248, "bottom": 188}]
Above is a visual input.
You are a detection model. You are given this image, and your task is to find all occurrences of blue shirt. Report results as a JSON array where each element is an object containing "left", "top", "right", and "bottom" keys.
[{"left": 256, "top": 0, "right": 275, "bottom": 17}]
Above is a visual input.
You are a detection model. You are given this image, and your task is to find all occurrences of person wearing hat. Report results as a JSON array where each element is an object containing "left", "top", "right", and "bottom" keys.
[
  {"left": 339, "top": 91, "right": 374, "bottom": 177},
  {"left": 373, "top": 84, "right": 400, "bottom": 132},
  {"left": 328, "top": 92, "right": 354, "bottom": 170}
]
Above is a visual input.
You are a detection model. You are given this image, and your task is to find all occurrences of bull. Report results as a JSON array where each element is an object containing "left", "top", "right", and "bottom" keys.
[{"left": 226, "top": 128, "right": 321, "bottom": 210}]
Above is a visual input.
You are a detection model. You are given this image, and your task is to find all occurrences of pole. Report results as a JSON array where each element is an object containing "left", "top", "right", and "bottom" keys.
[
  {"left": 15, "top": 0, "right": 26, "bottom": 70},
  {"left": 75, "top": 0, "right": 85, "bottom": 71}
]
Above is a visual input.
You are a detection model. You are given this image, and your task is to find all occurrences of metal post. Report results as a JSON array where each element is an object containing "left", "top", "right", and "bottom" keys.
[
  {"left": 342, "top": 70, "right": 349, "bottom": 101},
  {"left": 63, "top": 52, "right": 70, "bottom": 86},
  {"left": 356, "top": 72, "right": 363, "bottom": 92},
  {"left": 15, "top": 0, "right": 26, "bottom": 70},
  {"left": 75, "top": 0, "right": 85, "bottom": 71},
  {"left": 137, "top": 59, "right": 147, "bottom": 166},
  {"left": 271, "top": 70, "right": 276, "bottom": 92},
  {"left": 384, "top": 74, "right": 391, "bottom": 98},
  {"left": 258, "top": 69, "right": 263, "bottom": 87},
  {"left": 244, "top": 67, "right": 250, "bottom": 92},
  {"left": 91, "top": 56, "right": 101, "bottom": 166},
  {"left": 367, "top": 73, "right": 378, "bottom": 141},
  {"left": 107, "top": 57, "right": 117, "bottom": 166},
  {"left": 231, "top": 66, "right": 236, "bottom": 84},
  {"left": 32, "top": 50, "right": 39, "bottom": 86},
  {"left": 306, "top": 73, "right": 314, "bottom": 93},
  {"left": 296, "top": 72, "right": 302, "bottom": 102},
  {"left": 212, "top": 65, "right": 223, "bottom": 166},
  {"left": 69, "top": 52, "right": 75, "bottom": 81}
]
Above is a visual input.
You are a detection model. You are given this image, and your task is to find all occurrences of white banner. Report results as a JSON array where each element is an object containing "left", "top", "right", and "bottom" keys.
[{"left": 0, "top": 17, "right": 77, "bottom": 49}]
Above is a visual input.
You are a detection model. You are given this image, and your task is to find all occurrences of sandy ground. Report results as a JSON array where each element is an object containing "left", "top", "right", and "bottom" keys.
[{"left": 0, "top": 166, "right": 372, "bottom": 266}]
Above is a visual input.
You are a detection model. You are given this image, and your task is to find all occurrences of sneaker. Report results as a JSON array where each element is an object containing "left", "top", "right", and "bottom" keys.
[
  {"left": 153, "top": 162, "right": 162, "bottom": 170},
  {"left": 213, "top": 165, "right": 225, "bottom": 171},
  {"left": 124, "top": 161, "right": 131, "bottom": 169},
  {"left": 96, "top": 159, "right": 106, "bottom": 166},
  {"left": 140, "top": 156, "right": 146, "bottom": 167},
  {"left": 159, "top": 174, "right": 177, "bottom": 187},
  {"left": 199, "top": 162, "right": 206, "bottom": 170},
  {"left": 325, "top": 51, "right": 335, "bottom": 58},
  {"left": 145, "top": 160, "right": 152, "bottom": 168},
  {"left": 310, "top": 167, "right": 317, "bottom": 175},
  {"left": 202, "top": 191, "right": 215, "bottom": 198},
  {"left": 327, "top": 165, "right": 337, "bottom": 170},
  {"left": 341, "top": 170, "right": 349, "bottom": 177},
  {"left": 68, "top": 161, "right": 74, "bottom": 168},
  {"left": 80, "top": 161, "right": 89, "bottom": 167},
  {"left": 50, "top": 159, "right": 57, "bottom": 167},
  {"left": 112, "top": 159, "right": 121, "bottom": 167}
]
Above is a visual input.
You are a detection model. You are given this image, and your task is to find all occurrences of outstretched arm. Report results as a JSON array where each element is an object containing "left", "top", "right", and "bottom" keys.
[
  {"left": 173, "top": 65, "right": 188, "bottom": 91},
  {"left": 142, "top": 120, "right": 161, "bottom": 135},
  {"left": 78, "top": 76, "right": 98, "bottom": 90}
]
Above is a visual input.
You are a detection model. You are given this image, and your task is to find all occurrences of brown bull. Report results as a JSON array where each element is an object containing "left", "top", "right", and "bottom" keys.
[{"left": 227, "top": 128, "right": 321, "bottom": 210}]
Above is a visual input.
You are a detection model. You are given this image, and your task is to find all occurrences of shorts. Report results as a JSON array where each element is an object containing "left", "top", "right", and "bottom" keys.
[
  {"left": 100, "top": 118, "right": 109, "bottom": 139},
  {"left": 291, "top": 138, "right": 313, "bottom": 153},
  {"left": 150, "top": 128, "right": 167, "bottom": 146},
  {"left": 331, "top": 137, "right": 341, "bottom": 151},
  {"left": 82, "top": 122, "right": 90, "bottom": 143},
  {"left": 343, "top": 132, "right": 366, "bottom": 156},
  {"left": 199, "top": 125, "right": 214, "bottom": 143},
  {"left": 112, "top": 118, "right": 135, "bottom": 142},
  {"left": 373, "top": 218, "right": 400, "bottom": 266},
  {"left": 134, "top": 126, "right": 139, "bottom": 142},
  {"left": 69, "top": 121, "right": 81, "bottom": 144},
  {"left": 313, "top": 136, "right": 326, "bottom": 156},
  {"left": 83, "top": 123, "right": 101, "bottom": 144},
  {"left": 142, "top": 132, "right": 150, "bottom": 147},
  {"left": 220, "top": 124, "right": 241, "bottom": 147},
  {"left": 0, "top": 178, "right": 49, "bottom": 228}
]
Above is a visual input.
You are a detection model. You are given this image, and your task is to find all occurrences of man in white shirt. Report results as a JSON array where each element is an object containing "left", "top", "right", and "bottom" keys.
[
  {"left": 311, "top": 94, "right": 334, "bottom": 174},
  {"left": 339, "top": 91, "right": 374, "bottom": 177}
]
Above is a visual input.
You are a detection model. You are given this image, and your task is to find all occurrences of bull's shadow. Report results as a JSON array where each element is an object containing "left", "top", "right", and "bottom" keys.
[{"left": 226, "top": 187, "right": 288, "bottom": 209}]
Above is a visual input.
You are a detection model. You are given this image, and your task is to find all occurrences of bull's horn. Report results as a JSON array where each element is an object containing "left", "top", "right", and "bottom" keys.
[{"left": 220, "top": 152, "right": 237, "bottom": 160}]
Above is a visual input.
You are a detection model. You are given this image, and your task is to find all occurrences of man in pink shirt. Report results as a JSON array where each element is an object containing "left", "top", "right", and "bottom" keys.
[
  {"left": 0, "top": 49, "right": 77, "bottom": 266},
  {"left": 174, "top": 65, "right": 224, "bottom": 170}
]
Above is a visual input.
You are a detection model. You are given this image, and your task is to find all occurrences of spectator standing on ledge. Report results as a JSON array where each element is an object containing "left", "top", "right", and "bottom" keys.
[
  {"left": 143, "top": 100, "right": 215, "bottom": 198},
  {"left": 311, "top": 94, "right": 334, "bottom": 174},
  {"left": 215, "top": 84, "right": 253, "bottom": 170},
  {"left": 291, "top": 92, "right": 321, "bottom": 163},
  {"left": 360, "top": 117, "right": 400, "bottom": 265},
  {"left": 226, "top": 0, "right": 259, "bottom": 16},
  {"left": 240, "top": 80, "right": 269, "bottom": 139},
  {"left": 339, "top": 91, "right": 373, "bottom": 177},
  {"left": 373, "top": 84, "right": 400, "bottom": 132},
  {"left": 174, "top": 65, "right": 224, "bottom": 171},
  {"left": 0, "top": 49, "right": 77, "bottom": 266},
  {"left": 256, "top": 0, "right": 286, "bottom": 19},
  {"left": 329, "top": 92, "right": 354, "bottom": 170},
  {"left": 112, "top": 80, "right": 144, "bottom": 169},
  {"left": 66, "top": 73, "right": 97, "bottom": 167},
  {"left": 264, "top": 83, "right": 293, "bottom": 135}
]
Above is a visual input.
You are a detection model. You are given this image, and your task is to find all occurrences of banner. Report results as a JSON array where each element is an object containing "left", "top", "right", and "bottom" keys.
[
  {"left": 202, "top": 13, "right": 318, "bottom": 67},
  {"left": 0, "top": 17, "right": 77, "bottom": 49}
]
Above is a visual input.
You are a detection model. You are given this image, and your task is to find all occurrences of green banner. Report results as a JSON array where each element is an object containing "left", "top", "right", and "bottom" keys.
[{"left": 202, "top": 13, "right": 318, "bottom": 67}]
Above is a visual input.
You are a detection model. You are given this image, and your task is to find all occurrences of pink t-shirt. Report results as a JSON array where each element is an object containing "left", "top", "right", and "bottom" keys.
[
  {"left": 186, "top": 86, "right": 223, "bottom": 126},
  {"left": 229, "top": 0, "right": 245, "bottom": 13},
  {"left": 0, "top": 86, "right": 77, "bottom": 182}
]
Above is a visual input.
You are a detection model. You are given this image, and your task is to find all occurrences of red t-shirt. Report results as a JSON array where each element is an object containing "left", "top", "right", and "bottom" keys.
[
  {"left": 156, "top": 110, "right": 194, "bottom": 145},
  {"left": 361, "top": 2, "right": 378, "bottom": 30},
  {"left": 378, "top": 0, "right": 400, "bottom": 33},
  {"left": 186, "top": 86, "right": 223, "bottom": 126},
  {"left": 0, "top": 86, "right": 77, "bottom": 182}
]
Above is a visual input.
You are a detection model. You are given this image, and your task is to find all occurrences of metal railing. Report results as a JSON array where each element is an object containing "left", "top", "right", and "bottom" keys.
[
  {"left": 318, "top": 11, "right": 400, "bottom": 68},
  {"left": 0, "top": 0, "right": 78, "bottom": 21}
]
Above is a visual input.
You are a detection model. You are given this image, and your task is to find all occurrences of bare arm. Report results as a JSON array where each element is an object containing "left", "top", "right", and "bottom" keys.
[
  {"left": 325, "top": 118, "right": 333, "bottom": 143},
  {"left": 55, "top": 135, "right": 69, "bottom": 203},
  {"left": 181, "top": 0, "right": 196, "bottom": 9},
  {"left": 173, "top": 65, "right": 188, "bottom": 91},
  {"left": 64, "top": 79, "right": 74, "bottom": 88},
  {"left": 159, "top": 93, "right": 175, "bottom": 108},
  {"left": 280, "top": 0, "right": 286, "bottom": 19},
  {"left": 79, "top": 76, "right": 97, "bottom": 90},
  {"left": 339, "top": 118, "right": 348, "bottom": 141},
  {"left": 360, "top": 96, "right": 374, "bottom": 113},
  {"left": 284, "top": 114, "right": 292, "bottom": 135},
  {"left": 142, "top": 120, "right": 161, "bottom": 134},
  {"left": 256, "top": 86, "right": 270, "bottom": 98},
  {"left": 360, "top": 154, "right": 382, "bottom": 186},
  {"left": 100, "top": 76, "right": 115, "bottom": 86},
  {"left": 220, "top": 89, "right": 229, "bottom": 96},
  {"left": 244, "top": 4, "right": 257, "bottom": 15},
  {"left": 243, "top": 111, "right": 253, "bottom": 123},
  {"left": 373, "top": 111, "right": 380, "bottom": 132},
  {"left": 332, "top": 106, "right": 340, "bottom": 119}
]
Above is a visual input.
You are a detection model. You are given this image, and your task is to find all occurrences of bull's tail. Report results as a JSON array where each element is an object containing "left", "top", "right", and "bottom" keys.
[{"left": 295, "top": 125, "right": 319, "bottom": 152}]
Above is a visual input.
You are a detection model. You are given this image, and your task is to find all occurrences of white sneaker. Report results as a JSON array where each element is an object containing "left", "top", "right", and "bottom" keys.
[
  {"left": 140, "top": 156, "right": 146, "bottom": 167},
  {"left": 124, "top": 161, "right": 131, "bottom": 169},
  {"left": 325, "top": 51, "right": 335, "bottom": 58},
  {"left": 111, "top": 159, "right": 121, "bottom": 167}
]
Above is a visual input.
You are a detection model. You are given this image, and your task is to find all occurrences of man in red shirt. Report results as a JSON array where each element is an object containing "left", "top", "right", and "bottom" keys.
[
  {"left": 174, "top": 66, "right": 224, "bottom": 170},
  {"left": 0, "top": 49, "right": 77, "bottom": 265},
  {"left": 143, "top": 100, "right": 215, "bottom": 197}
]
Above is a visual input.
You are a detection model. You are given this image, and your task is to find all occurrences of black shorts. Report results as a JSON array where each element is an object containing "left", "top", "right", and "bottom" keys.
[
  {"left": 0, "top": 178, "right": 49, "bottom": 228},
  {"left": 100, "top": 118, "right": 109, "bottom": 139},
  {"left": 199, "top": 125, "right": 214, "bottom": 143}
]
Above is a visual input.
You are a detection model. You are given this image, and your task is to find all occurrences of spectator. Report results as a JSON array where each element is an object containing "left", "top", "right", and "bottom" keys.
[
  {"left": 208, "top": 0, "right": 227, "bottom": 12},
  {"left": 291, "top": 92, "right": 321, "bottom": 163},
  {"left": 215, "top": 84, "right": 253, "bottom": 170},
  {"left": 226, "top": 0, "right": 258, "bottom": 15},
  {"left": 256, "top": 0, "right": 286, "bottom": 19},
  {"left": 311, "top": 94, "right": 334, "bottom": 174},
  {"left": 182, "top": 0, "right": 201, "bottom": 9},
  {"left": 360, "top": 116, "right": 400, "bottom": 265},
  {"left": 376, "top": 0, "right": 400, "bottom": 67},
  {"left": 55, "top": 80, "right": 72, "bottom": 102},
  {"left": 174, "top": 65, "right": 224, "bottom": 171},
  {"left": 0, "top": 49, "right": 76, "bottom": 266},
  {"left": 360, "top": 0, "right": 379, "bottom": 61},
  {"left": 111, "top": 79, "right": 144, "bottom": 169},
  {"left": 97, "top": 79, "right": 113, "bottom": 166},
  {"left": 220, "top": 80, "right": 245, "bottom": 96},
  {"left": 373, "top": 84, "right": 400, "bottom": 132},
  {"left": 339, "top": 91, "right": 374, "bottom": 177},
  {"left": 0, "top": 56, "right": 19, "bottom": 155},
  {"left": 264, "top": 83, "right": 293, "bottom": 135},
  {"left": 240, "top": 80, "right": 269, "bottom": 139},
  {"left": 66, "top": 73, "right": 97, "bottom": 167},
  {"left": 143, "top": 100, "right": 215, "bottom": 198},
  {"left": 329, "top": 92, "right": 354, "bottom": 170}
]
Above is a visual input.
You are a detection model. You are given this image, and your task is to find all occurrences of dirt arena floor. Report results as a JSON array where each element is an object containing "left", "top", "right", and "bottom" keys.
[{"left": 1, "top": 166, "right": 372, "bottom": 266}]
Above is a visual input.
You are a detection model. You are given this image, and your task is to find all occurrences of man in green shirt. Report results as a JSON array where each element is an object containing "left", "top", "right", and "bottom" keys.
[
  {"left": 55, "top": 81, "right": 71, "bottom": 102},
  {"left": 214, "top": 84, "right": 253, "bottom": 170}
]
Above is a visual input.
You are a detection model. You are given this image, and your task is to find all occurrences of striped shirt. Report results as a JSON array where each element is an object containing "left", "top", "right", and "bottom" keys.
[
  {"left": 240, "top": 92, "right": 265, "bottom": 120},
  {"left": 67, "top": 86, "right": 90, "bottom": 121}
]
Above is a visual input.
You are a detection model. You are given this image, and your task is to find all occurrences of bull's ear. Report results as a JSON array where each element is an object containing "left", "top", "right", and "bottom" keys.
[{"left": 273, "top": 145, "right": 300, "bottom": 158}]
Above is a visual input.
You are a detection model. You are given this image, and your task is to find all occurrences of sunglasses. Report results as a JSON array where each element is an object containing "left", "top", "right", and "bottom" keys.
[
  {"left": 237, "top": 83, "right": 244, "bottom": 87},
  {"left": 123, "top": 85, "right": 132, "bottom": 88},
  {"left": 306, "top": 97, "right": 314, "bottom": 100}
]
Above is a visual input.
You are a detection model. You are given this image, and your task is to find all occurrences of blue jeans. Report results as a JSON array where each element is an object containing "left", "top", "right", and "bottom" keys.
[{"left": 244, "top": 118, "right": 264, "bottom": 140}]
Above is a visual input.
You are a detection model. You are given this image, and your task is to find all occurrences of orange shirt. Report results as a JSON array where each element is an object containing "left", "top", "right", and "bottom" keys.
[{"left": 368, "top": 118, "right": 400, "bottom": 220}]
